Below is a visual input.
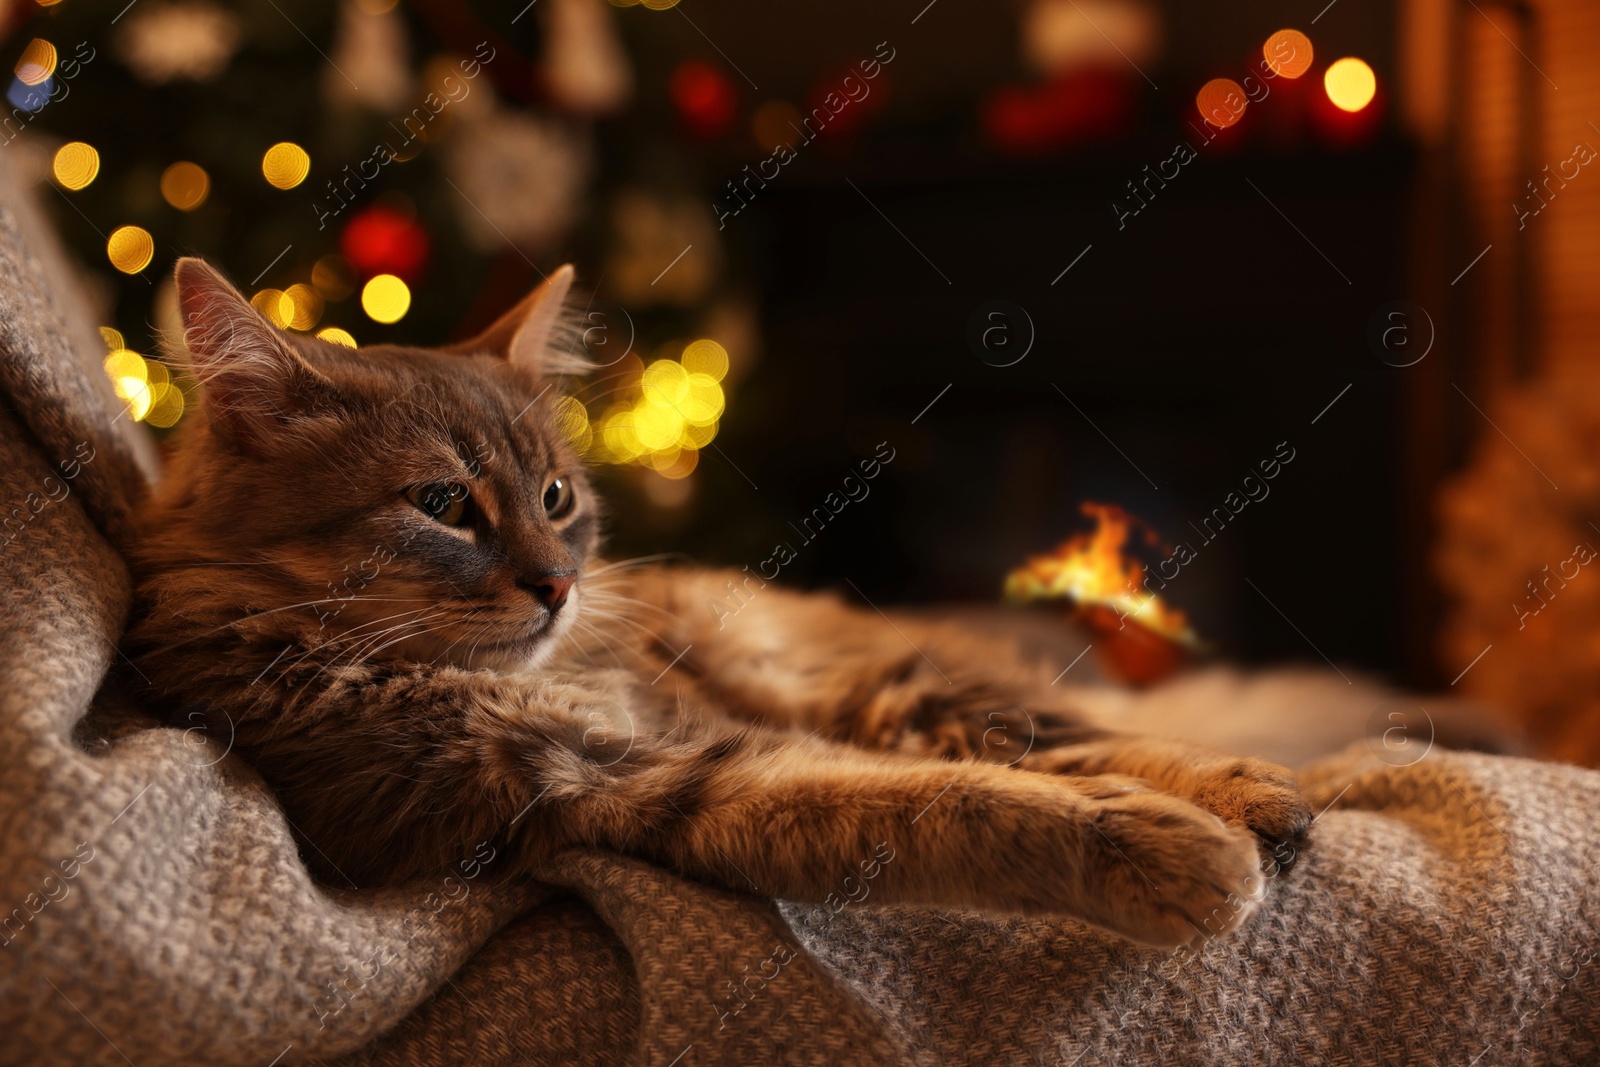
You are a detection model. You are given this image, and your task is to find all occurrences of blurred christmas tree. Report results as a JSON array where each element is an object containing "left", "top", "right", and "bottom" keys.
[{"left": 4, "top": 0, "right": 752, "bottom": 527}]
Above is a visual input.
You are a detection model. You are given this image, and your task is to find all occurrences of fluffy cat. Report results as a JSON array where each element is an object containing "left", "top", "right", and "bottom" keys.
[{"left": 127, "top": 259, "right": 1312, "bottom": 950}]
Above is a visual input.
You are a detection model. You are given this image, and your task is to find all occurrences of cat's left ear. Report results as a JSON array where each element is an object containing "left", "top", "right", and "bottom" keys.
[{"left": 444, "top": 265, "right": 580, "bottom": 375}]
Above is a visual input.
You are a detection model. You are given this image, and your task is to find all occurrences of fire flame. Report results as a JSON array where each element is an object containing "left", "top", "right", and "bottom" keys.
[{"left": 1004, "top": 503, "right": 1198, "bottom": 645}]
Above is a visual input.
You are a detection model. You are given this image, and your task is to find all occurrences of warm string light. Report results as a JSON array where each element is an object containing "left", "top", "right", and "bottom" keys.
[
  {"left": 102, "top": 344, "right": 184, "bottom": 427},
  {"left": 317, "top": 326, "right": 357, "bottom": 347},
  {"left": 1325, "top": 57, "right": 1377, "bottom": 112},
  {"left": 261, "top": 142, "right": 310, "bottom": 189},
  {"left": 160, "top": 161, "right": 210, "bottom": 210},
  {"left": 14, "top": 39, "right": 56, "bottom": 86},
  {"left": 1193, "top": 31, "right": 1376, "bottom": 131},
  {"left": 591, "top": 339, "right": 728, "bottom": 478},
  {"left": 52, "top": 142, "right": 98, "bottom": 190},
  {"left": 360, "top": 274, "right": 410, "bottom": 323},
  {"left": 106, "top": 225, "right": 153, "bottom": 274}
]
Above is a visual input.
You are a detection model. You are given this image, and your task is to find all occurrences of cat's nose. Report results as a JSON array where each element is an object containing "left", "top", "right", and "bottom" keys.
[{"left": 520, "top": 571, "right": 576, "bottom": 611}]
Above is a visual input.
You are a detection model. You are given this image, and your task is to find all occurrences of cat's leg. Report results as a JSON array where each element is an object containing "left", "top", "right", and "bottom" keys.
[
  {"left": 592, "top": 566, "right": 1310, "bottom": 871},
  {"left": 247, "top": 662, "right": 1265, "bottom": 948},
  {"left": 513, "top": 723, "right": 1270, "bottom": 949}
]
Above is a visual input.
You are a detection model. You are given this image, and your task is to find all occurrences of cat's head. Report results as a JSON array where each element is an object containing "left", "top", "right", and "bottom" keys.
[{"left": 157, "top": 257, "right": 600, "bottom": 671}]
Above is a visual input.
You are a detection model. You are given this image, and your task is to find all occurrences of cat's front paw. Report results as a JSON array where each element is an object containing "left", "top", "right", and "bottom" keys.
[
  {"left": 1073, "top": 789, "right": 1268, "bottom": 949},
  {"left": 1183, "top": 757, "right": 1313, "bottom": 875}
]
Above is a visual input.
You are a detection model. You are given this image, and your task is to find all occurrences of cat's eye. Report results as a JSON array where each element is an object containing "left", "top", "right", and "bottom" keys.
[
  {"left": 543, "top": 477, "right": 575, "bottom": 520},
  {"left": 405, "top": 483, "right": 472, "bottom": 526}
]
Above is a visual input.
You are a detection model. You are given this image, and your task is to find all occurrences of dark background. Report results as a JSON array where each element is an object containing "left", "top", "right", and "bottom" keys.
[{"left": 14, "top": 0, "right": 1456, "bottom": 685}]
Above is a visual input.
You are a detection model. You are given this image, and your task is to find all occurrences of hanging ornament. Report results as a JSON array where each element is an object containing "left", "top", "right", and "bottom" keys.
[
  {"left": 545, "top": 0, "right": 632, "bottom": 115},
  {"left": 339, "top": 205, "right": 431, "bottom": 282},
  {"left": 669, "top": 60, "right": 738, "bottom": 139},
  {"left": 444, "top": 107, "right": 591, "bottom": 254},
  {"left": 114, "top": 1, "right": 242, "bottom": 85},
  {"left": 325, "top": 0, "right": 412, "bottom": 112}
]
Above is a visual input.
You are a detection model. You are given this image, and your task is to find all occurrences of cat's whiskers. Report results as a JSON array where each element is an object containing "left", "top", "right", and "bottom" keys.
[
  {"left": 561, "top": 616, "right": 630, "bottom": 668},
  {"left": 582, "top": 553, "right": 690, "bottom": 579},
  {"left": 305, "top": 610, "right": 456, "bottom": 684},
  {"left": 134, "top": 594, "right": 441, "bottom": 660},
  {"left": 280, "top": 605, "right": 443, "bottom": 671},
  {"left": 576, "top": 604, "right": 678, "bottom": 655}
]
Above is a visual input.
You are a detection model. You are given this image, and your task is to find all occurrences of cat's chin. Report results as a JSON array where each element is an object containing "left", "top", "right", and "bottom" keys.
[{"left": 402, "top": 598, "right": 578, "bottom": 673}]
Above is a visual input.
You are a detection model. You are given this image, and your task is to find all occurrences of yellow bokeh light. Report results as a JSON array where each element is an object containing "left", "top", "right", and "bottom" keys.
[
  {"left": 361, "top": 274, "right": 411, "bottom": 323},
  {"left": 107, "top": 354, "right": 172, "bottom": 423},
  {"left": 640, "top": 0, "right": 680, "bottom": 9},
  {"left": 1324, "top": 57, "right": 1376, "bottom": 113},
  {"left": 160, "top": 161, "right": 210, "bottom": 211},
  {"left": 283, "top": 283, "right": 324, "bottom": 330},
  {"left": 15, "top": 39, "right": 57, "bottom": 86},
  {"left": 655, "top": 448, "right": 698, "bottom": 480},
  {"left": 681, "top": 373, "right": 724, "bottom": 425},
  {"left": 104, "top": 349, "right": 146, "bottom": 384},
  {"left": 145, "top": 380, "right": 186, "bottom": 428},
  {"left": 106, "top": 225, "right": 154, "bottom": 274},
  {"left": 1263, "top": 30, "right": 1313, "bottom": 79},
  {"left": 262, "top": 142, "right": 311, "bottom": 189},
  {"left": 52, "top": 142, "right": 99, "bottom": 190},
  {"left": 553, "top": 395, "right": 593, "bottom": 453},
  {"left": 98, "top": 326, "right": 123, "bottom": 351},
  {"left": 678, "top": 418, "right": 717, "bottom": 449},
  {"left": 251, "top": 289, "right": 289, "bottom": 328},
  {"left": 316, "top": 326, "right": 357, "bottom": 347},
  {"left": 116, "top": 376, "right": 154, "bottom": 420},
  {"left": 592, "top": 349, "right": 728, "bottom": 470},
  {"left": 682, "top": 338, "right": 729, "bottom": 380},
  {"left": 1196, "top": 78, "right": 1247, "bottom": 128}
]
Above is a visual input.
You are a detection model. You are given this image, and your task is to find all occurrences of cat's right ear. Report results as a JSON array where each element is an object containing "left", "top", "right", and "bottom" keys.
[
  {"left": 174, "top": 257, "right": 332, "bottom": 448},
  {"left": 442, "top": 264, "right": 581, "bottom": 375}
]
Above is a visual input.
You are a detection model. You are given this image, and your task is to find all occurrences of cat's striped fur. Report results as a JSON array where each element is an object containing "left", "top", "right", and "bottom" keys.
[{"left": 127, "top": 259, "right": 1311, "bottom": 949}]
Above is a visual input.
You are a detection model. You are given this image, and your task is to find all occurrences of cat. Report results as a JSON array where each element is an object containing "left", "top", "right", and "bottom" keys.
[{"left": 126, "top": 258, "right": 1312, "bottom": 950}]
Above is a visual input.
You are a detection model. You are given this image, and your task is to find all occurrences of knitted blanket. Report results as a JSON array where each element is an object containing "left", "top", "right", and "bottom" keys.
[{"left": 3, "top": 157, "right": 1598, "bottom": 1066}]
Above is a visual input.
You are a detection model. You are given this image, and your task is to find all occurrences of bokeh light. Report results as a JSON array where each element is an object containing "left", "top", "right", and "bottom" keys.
[
  {"left": 160, "top": 161, "right": 210, "bottom": 211},
  {"left": 681, "top": 338, "right": 729, "bottom": 380},
  {"left": 251, "top": 288, "right": 289, "bottom": 328},
  {"left": 261, "top": 142, "right": 311, "bottom": 189},
  {"left": 361, "top": 274, "right": 411, "bottom": 323},
  {"left": 145, "top": 378, "right": 186, "bottom": 427},
  {"left": 553, "top": 395, "right": 593, "bottom": 453},
  {"left": 15, "top": 39, "right": 56, "bottom": 86},
  {"left": 52, "top": 142, "right": 99, "bottom": 190},
  {"left": 1324, "top": 57, "right": 1376, "bottom": 113},
  {"left": 1196, "top": 78, "right": 1247, "bottom": 128},
  {"left": 316, "top": 326, "right": 357, "bottom": 347},
  {"left": 283, "top": 283, "right": 324, "bottom": 330},
  {"left": 106, "top": 225, "right": 154, "bottom": 274},
  {"left": 103, "top": 349, "right": 178, "bottom": 424},
  {"left": 98, "top": 326, "right": 123, "bottom": 351},
  {"left": 1264, "top": 30, "right": 1314, "bottom": 79}
]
